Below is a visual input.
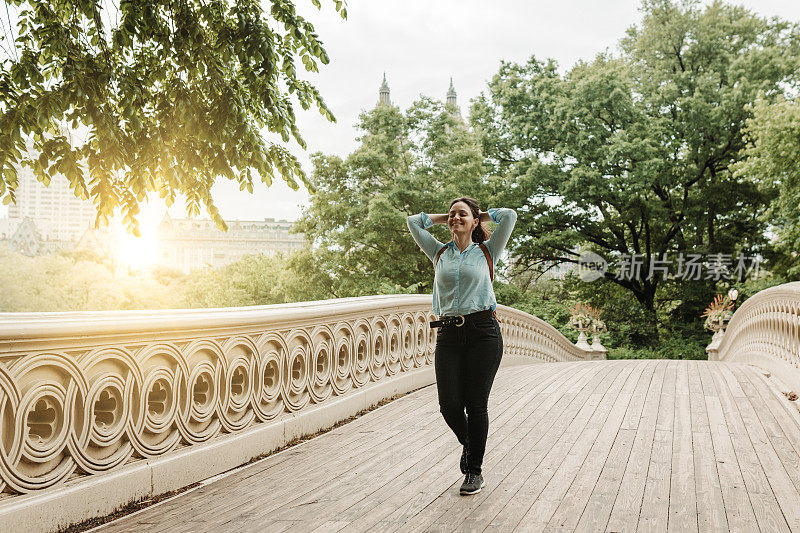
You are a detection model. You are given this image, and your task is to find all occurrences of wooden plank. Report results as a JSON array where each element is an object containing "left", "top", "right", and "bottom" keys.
[
  {"left": 179, "top": 368, "right": 546, "bottom": 524},
  {"left": 334, "top": 362, "right": 588, "bottom": 532},
  {"left": 746, "top": 365, "right": 800, "bottom": 435},
  {"left": 541, "top": 361, "right": 648, "bottom": 531},
  {"left": 698, "top": 362, "right": 758, "bottom": 532},
  {"left": 96, "top": 360, "right": 800, "bottom": 533},
  {"left": 480, "top": 362, "right": 629, "bottom": 531},
  {"left": 261, "top": 363, "right": 564, "bottom": 524},
  {"left": 468, "top": 361, "right": 638, "bottom": 530},
  {"left": 103, "top": 379, "right": 449, "bottom": 532},
  {"left": 125, "top": 381, "right": 444, "bottom": 529},
  {"left": 713, "top": 363, "right": 791, "bottom": 533},
  {"left": 637, "top": 359, "right": 677, "bottom": 532},
  {"left": 604, "top": 358, "right": 667, "bottom": 533},
  {"left": 725, "top": 364, "right": 800, "bottom": 531},
  {"left": 189, "top": 363, "right": 567, "bottom": 531},
  {"left": 143, "top": 389, "right": 437, "bottom": 531},
  {"left": 742, "top": 363, "right": 800, "bottom": 440},
  {"left": 171, "top": 364, "right": 550, "bottom": 529},
  {"left": 385, "top": 362, "right": 614, "bottom": 533},
  {"left": 665, "top": 361, "right": 697, "bottom": 533},
  {"left": 573, "top": 360, "right": 657, "bottom": 532},
  {"left": 733, "top": 364, "right": 800, "bottom": 487},
  {"left": 314, "top": 362, "right": 581, "bottom": 529},
  {"left": 688, "top": 360, "right": 728, "bottom": 533},
  {"left": 382, "top": 362, "right": 614, "bottom": 533}
]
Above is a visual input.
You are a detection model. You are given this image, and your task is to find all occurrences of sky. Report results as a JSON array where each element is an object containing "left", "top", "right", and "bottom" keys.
[
  {"left": 211, "top": 0, "right": 800, "bottom": 224},
  {"left": 3, "top": 0, "right": 800, "bottom": 227}
]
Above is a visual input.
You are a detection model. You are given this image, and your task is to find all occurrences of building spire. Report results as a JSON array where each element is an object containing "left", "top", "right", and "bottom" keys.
[
  {"left": 446, "top": 77, "right": 457, "bottom": 106},
  {"left": 379, "top": 73, "right": 391, "bottom": 106},
  {"left": 446, "top": 77, "right": 462, "bottom": 120}
]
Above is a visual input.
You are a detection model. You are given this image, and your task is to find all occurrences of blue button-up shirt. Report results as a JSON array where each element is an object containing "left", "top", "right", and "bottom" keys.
[{"left": 407, "top": 208, "right": 518, "bottom": 316}]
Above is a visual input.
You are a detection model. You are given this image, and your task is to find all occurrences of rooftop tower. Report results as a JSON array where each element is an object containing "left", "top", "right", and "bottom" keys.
[
  {"left": 378, "top": 73, "right": 391, "bottom": 106},
  {"left": 446, "top": 77, "right": 462, "bottom": 119},
  {"left": 446, "top": 77, "right": 457, "bottom": 106}
]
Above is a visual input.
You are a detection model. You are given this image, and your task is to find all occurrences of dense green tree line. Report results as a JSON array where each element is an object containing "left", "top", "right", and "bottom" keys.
[
  {"left": 292, "top": 96, "right": 489, "bottom": 296},
  {"left": 0, "top": 0, "right": 345, "bottom": 235},
  {"left": 472, "top": 0, "right": 798, "bottom": 314},
  {"left": 0, "top": 245, "right": 344, "bottom": 311},
  {"left": 735, "top": 96, "right": 800, "bottom": 278},
  {"left": 3, "top": 0, "right": 799, "bottom": 361},
  {"left": 294, "top": 0, "right": 799, "bottom": 356}
]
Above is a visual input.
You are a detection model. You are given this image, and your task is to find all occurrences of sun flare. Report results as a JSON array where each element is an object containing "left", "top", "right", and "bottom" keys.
[
  {"left": 115, "top": 227, "right": 159, "bottom": 269},
  {"left": 111, "top": 202, "right": 164, "bottom": 270}
]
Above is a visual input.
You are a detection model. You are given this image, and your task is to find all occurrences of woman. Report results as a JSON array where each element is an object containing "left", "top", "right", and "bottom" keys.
[{"left": 406, "top": 197, "right": 517, "bottom": 495}]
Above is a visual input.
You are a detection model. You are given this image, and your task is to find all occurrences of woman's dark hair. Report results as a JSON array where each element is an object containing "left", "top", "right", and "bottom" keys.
[{"left": 449, "top": 196, "right": 493, "bottom": 243}]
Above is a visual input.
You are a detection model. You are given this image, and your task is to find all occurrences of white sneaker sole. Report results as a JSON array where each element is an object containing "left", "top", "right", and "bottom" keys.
[{"left": 460, "top": 478, "right": 485, "bottom": 495}]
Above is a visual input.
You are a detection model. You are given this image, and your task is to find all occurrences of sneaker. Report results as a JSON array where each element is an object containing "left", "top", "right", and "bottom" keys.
[
  {"left": 460, "top": 445, "right": 468, "bottom": 474},
  {"left": 459, "top": 472, "right": 485, "bottom": 495}
]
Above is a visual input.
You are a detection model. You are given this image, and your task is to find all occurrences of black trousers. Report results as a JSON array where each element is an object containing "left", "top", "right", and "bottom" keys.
[{"left": 434, "top": 312, "right": 503, "bottom": 475}]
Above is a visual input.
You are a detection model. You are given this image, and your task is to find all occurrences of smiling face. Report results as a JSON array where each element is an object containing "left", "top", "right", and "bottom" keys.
[{"left": 448, "top": 201, "right": 478, "bottom": 239}]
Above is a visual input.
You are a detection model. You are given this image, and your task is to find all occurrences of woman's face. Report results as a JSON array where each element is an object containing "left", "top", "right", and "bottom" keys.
[{"left": 448, "top": 201, "right": 478, "bottom": 238}]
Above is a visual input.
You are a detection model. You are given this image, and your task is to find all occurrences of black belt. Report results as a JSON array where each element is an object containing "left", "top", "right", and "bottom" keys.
[{"left": 430, "top": 308, "right": 496, "bottom": 328}]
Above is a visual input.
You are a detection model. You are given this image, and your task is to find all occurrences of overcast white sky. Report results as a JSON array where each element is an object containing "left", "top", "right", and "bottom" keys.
[
  {"left": 215, "top": 0, "right": 800, "bottom": 223},
  {"left": 3, "top": 0, "right": 799, "bottom": 225}
]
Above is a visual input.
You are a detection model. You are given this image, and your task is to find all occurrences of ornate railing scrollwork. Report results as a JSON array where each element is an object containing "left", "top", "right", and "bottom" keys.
[
  {"left": 0, "top": 295, "right": 594, "bottom": 498},
  {"left": 712, "top": 281, "right": 800, "bottom": 394}
]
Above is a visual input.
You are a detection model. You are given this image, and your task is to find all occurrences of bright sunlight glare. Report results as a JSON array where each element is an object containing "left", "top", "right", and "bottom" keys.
[{"left": 111, "top": 200, "right": 165, "bottom": 270}]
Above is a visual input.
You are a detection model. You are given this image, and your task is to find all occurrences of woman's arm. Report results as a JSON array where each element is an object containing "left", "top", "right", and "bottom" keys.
[
  {"left": 407, "top": 212, "right": 446, "bottom": 262},
  {"left": 483, "top": 208, "right": 518, "bottom": 263},
  {"left": 427, "top": 213, "right": 449, "bottom": 224}
]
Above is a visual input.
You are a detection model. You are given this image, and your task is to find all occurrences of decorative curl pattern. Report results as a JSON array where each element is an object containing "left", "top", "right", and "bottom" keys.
[
  {"left": 716, "top": 282, "right": 800, "bottom": 369},
  {"left": 0, "top": 297, "right": 590, "bottom": 494},
  {"left": 0, "top": 306, "right": 440, "bottom": 494}
]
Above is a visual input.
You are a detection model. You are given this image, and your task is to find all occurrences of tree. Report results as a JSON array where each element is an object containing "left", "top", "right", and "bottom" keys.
[
  {"left": 0, "top": 245, "right": 176, "bottom": 311},
  {"left": 293, "top": 96, "right": 489, "bottom": 295},
  {"left": 0, "top": 0, "right": 345, "bottom": 234},
  {"left": 472, "top": 0, "right": 800, "bottom": 321},
  {"left": 735, "top": 96, "right": 800, "bottom": 277},
  {"left": 179, "top": 250, "right": 342, "bottom": 307}
]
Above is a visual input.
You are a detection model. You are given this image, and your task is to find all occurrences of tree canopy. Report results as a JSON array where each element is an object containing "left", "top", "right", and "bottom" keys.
[
  {"left": 293, "top": 96, "right": 491, "bottom": 294},
  {"left": 0, "top": 0, "right": 345, "bottom": 234},
  {"left": 735, "top": 96, "right": 800, "bottom": 277},
  {"left": 472, "top": 0, "right": 800, "bottom": 314}
]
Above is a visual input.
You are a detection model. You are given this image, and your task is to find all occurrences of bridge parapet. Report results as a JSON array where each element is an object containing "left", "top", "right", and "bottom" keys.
[
  {"left": 0, "top": 295, "right": 594, "bottom": 531},
  {"left": 712, "top": 281, "right": 800, "bottom": 394}
]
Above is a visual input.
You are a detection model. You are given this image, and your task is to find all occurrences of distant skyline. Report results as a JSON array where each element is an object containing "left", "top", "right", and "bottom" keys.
[{"left": 2, "top": 0, "right": 799, "bottom": 227}]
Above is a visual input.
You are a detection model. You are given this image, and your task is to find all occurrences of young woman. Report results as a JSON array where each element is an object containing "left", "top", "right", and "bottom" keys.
[{"left": 406, "top": 197, "right": 517, "bottom": 495}]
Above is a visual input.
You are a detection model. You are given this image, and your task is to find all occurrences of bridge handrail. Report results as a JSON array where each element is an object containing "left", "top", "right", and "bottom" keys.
[
  {"left": 714, "top": 281, "right": 800, "bottom": 392},
  {"left": 0, "top": 294, "right": 597, "bottom": 500}
]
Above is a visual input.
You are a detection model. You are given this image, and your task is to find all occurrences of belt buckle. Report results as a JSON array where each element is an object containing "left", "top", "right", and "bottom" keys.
[{"left": 454, "top": 315, "right": 465, "bottom": 327}]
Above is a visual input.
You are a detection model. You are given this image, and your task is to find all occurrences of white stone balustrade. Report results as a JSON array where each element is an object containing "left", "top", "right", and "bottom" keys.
[
  {"left": 0, "top": 295, "right": 597, "bottom": 505},
  {"left": 712, "top": 281, "right": 800, "bottom": 394}
]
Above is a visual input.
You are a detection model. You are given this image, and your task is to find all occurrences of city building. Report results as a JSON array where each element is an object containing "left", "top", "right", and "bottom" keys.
[
  {"left": 0, "top": 216, "right": 73, "bottom": 256},
  {"left": 8, "top": 166, "right": 98, "bottom": 243},
  {"left": 1, "top": 163, "right": 305, "bottom": 269},
  {"left": 74, "top": 224, "right": 116, "bottom": 259},
  {"left": 378, "top": 73, "right": 392, "bottom": 106},
  {"left": 541, "top": 260, "right": 579, "bottom": 280},
  {"left": 445, "top": 77, "right": 462, "bottom": 118},
  {"left": 379, "top": 74, "right": 462, "bottom": 117},
  {"left": 157, "top": 214, "right": 306, "bottom": 273},
  {"left": 0, "top": 217, "right": 18, "bottom": 241}
]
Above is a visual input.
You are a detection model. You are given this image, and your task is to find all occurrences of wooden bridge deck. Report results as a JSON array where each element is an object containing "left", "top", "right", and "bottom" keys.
[{"left": 97, "top": 360, "right": 800, "bottom": 532}]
